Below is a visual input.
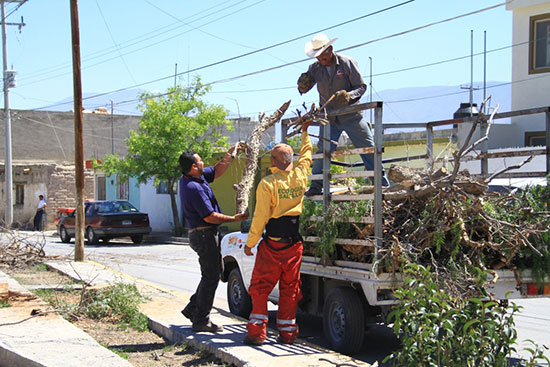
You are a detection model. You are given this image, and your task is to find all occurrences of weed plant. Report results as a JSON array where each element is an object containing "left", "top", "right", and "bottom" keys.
[{"left": 386, "top": 263, "right": 550, "bottom": 367}]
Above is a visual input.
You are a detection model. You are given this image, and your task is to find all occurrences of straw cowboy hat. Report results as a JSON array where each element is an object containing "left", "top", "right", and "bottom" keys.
[{"left": 304, "top": 33, "right": 338, "bottom": 58}]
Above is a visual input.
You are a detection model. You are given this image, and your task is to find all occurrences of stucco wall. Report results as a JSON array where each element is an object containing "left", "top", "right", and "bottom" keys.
[
  {"left": 0, "top": 163, "right": 95, "bottom": 229},
  {"left": 140, "top": 179, "right": 179, "bottom": 233},
  {"left": 509, "top": 2, "right": 550, "bottom": 145},
  {"left": 0, "top": 109, "right": 141, "bottom": 162}
]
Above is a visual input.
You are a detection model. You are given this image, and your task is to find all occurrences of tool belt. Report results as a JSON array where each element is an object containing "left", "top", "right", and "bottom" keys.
[
  {"left": 265, "top": 215, "right": 300, "bottom": 238},
  {"left": 263, "top": 215, "right": 302, "bottom": 251}
]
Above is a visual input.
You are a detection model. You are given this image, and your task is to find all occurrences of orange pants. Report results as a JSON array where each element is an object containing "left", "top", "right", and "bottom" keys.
[{"left": 247, "top": 238, "right": 303, "bottom": 343}]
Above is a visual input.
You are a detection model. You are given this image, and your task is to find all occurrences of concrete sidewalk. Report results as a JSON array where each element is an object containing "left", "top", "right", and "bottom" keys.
[
  {"left": 1, "top": 259, "right": 373, "bottom": 367},
  {"left": 0, "top": 268, "right": 132, "bottom": 367}
]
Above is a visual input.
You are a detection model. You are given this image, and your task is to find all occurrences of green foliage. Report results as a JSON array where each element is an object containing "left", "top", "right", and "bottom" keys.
[
  {"left": 82, "top": 283, "right": 149, "bottom": 331},
  {"left": 32, "top": 263, "right": 49, "bottom": 272},
  {"left": 101, "top": 343, "right": 130, "bottom": 359},
  {"left": 95, "top": 76, "right": 232, "bottom": 236},
  {"left": 386, "top": 263, "right": 550, "bottom": 367},
  {"left": 301, "top": 200, "right": 334, "bottom": 260},
  {"left": 98, "top": 76, "right": 231, "bottom": 184},
  {"left": 300, "top": 200, "right": 371, "bottom": 261},
  {"left": 285, "top": 136, "right": 301, "bottom": 151},
  {"left": 488, "top": 181, "right": 550, "bottom": 287},
  {"left": 386, "top": 263, "right": 519, "bottom": 367},
  {"left": 0, "top": 299, "right": 10, "bottom": 308},
  {"left": 35, "top": 283, "right": 149, "bottom": 331}
]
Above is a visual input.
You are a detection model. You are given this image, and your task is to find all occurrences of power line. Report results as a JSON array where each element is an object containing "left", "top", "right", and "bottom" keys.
[
  {"left": 95, "top": 0, "right": 136, "bottom": 84},
  {"left": 337, "top": 2, "right": 506, "bottom": 54},
  {"left": 31, "top": 1, "right": 415, "bottom": 111},
  {"left": 19, "top": 0, "right": 267, "bottom": 85},
  {"left": 18, "top": 0, "right": 253, "bottom": 82}
]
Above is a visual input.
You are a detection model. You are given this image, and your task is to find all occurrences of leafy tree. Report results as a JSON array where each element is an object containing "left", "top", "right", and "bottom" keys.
[{"left": 97, "top": 77, "right": 232, "bottom": 236}]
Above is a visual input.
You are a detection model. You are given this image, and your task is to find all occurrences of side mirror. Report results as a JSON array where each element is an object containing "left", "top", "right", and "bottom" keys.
[{"left": 240, "top": 219, "right": 251, "bottom": 233}]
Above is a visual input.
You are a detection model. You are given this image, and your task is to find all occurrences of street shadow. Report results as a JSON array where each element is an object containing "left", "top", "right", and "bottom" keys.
[
  {"left": 169, "top": 322, "right": 328, "bottom": 358},
  {"left": 54, "top": 239, "right": 182, "bottom": 248}
]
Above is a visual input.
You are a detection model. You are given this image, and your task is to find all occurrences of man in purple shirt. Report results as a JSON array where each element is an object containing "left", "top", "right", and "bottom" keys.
[
  {"left": 179, "top": 147, "right": 248, "bottom": 333},
  {"left": 297, "top": 33, "right": 390, "bottom": 194}
]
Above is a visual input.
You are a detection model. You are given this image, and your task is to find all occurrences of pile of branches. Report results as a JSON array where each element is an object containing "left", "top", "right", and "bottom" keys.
[
  {"left": 301, "top": 99, "right": 549, "bottom": 298},
  {"left": 0, "top": 226, "right": 47, "bottom": 267},
  {"left": 376, "top": 102, "right": 550, "bottom": 297}
]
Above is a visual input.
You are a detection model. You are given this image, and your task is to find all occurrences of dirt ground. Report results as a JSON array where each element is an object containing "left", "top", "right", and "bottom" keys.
[{"left": 1, "top": 263, "right": 227, "bottom": 367}]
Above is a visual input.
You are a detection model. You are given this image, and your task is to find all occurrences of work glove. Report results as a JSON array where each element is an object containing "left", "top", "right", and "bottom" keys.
[
  {"left": 330, "top": 89, "right": 350, "bottom": 109},
  {"left": 297, "top": 71, "right": 315, "bottom": 95}
]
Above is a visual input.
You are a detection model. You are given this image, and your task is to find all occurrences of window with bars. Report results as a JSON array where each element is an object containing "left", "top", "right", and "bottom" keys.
[{"left": 116, "top": 176, "right": 129, "bottom": 200}]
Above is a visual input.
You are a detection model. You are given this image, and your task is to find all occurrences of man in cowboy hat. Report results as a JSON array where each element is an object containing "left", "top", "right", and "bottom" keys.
[
  {"left": 297, "top": 33, "right": 390, "bottom": 195},
  {"left": 242, "top": 121, "right": 313, "bottom": 346}
]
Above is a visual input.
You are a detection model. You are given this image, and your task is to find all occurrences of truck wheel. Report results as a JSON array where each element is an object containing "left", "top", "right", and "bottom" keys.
[
  {"left": 227, "top": 268, "right": 252, "bottom": 318},
  {"left": 131, "top": 235, "right": 143, "bottom": 244},
  {"left": 323, "top": 287, "right": 365, "bottom": 354}
]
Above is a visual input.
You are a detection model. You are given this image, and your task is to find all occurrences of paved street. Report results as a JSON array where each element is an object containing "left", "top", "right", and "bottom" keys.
[{"left": 7, "top": 230, "right": 550, "bottom": 365}]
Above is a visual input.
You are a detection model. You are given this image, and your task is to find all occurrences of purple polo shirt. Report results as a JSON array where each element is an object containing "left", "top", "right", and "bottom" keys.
[{"left": 179, "top": 166, "right": 221, "bottom": 229}]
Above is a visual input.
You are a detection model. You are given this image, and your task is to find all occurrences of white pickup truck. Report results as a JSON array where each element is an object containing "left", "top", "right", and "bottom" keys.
[
  {"left": 220, "top": 102, "right": 549, "bottom": 355},
  {"left": 219, "top": 224, "right": 541, "bottom": 355}
]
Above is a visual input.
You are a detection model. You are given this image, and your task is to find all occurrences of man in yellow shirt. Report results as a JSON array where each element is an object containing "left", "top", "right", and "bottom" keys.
[{"left": 243, "top": 121, "right": 312, "bottom": 345}]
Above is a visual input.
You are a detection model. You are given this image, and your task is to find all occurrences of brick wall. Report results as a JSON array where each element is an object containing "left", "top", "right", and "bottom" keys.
[{"left": 45, "top": 164, "right": 95, "bottom": 230}]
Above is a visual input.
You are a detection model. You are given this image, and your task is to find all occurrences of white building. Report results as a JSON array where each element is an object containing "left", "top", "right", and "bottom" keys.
[{"left": 507, "top": 0, "right": 550, "bottom": 147}]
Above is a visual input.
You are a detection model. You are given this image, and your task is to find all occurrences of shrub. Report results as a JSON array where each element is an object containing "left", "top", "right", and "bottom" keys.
[{"left": 385, "top": 263, "right": 549, "bottom": 367}]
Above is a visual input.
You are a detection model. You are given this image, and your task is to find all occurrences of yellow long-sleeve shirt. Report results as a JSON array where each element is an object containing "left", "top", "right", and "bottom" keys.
[{"left": 245, "top": 131, "right": 313, "bottom": 248}]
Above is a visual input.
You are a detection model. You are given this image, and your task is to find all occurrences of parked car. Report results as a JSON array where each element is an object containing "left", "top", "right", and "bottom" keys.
[
  {"left": 53, "top": 208, "right": 75, "bottom": 226},
  {"left": 57, "top": 200, "right": 151, "bottom": 244}
]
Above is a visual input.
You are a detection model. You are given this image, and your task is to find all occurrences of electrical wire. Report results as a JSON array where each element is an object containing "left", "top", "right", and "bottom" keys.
[
  {"left": 29, "top": 1, "right": 414, "bottom": 110},
  {"left": 18, "top": 0, "right": 252, "bottom": 81},
  {"left": 30, "top": 1, "right": 519, "bottom": 117},
  {"left": 95, "top": 0, "right": 137, "bottom": 85},
  {"left": 19, "top": 0, "right": 267, "bottom": 85}
]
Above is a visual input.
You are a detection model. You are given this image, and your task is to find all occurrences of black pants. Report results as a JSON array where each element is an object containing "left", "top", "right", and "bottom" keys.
[
  {"left": 33, "top": 210, "right": 44, "bottom": 231},
  {"left": 185, "top": 228, "right": 221, "bottom": 326}
]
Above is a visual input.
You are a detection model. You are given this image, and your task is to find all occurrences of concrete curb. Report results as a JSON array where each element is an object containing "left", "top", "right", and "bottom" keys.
[
  {"left": 0, "top": 269, "right": 133, "bottom": 367},
  {"left": 4, "top": 260, "right": 372, "bottom": 367}
]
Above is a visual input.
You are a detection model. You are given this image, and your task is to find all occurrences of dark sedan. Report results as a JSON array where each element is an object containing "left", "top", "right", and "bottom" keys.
[{"left": 57, "top": 200, "right": 151, "bottom": 244}]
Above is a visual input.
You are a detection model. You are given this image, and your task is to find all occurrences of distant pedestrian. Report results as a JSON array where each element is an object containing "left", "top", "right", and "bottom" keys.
[
  {"left": 179, "top": 146, "right": 248, "bottom": 333},
  {"left": 33, "top": 195, "right": 47, "bottom": 231}
]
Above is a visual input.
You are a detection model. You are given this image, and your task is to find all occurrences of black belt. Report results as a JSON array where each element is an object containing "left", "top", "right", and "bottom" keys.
[
  {"left": 189, "top": 226, "right": 216, "bottom": 233},
  {"left": 263, "top": 236, "right": 301, "bottom": 251}
]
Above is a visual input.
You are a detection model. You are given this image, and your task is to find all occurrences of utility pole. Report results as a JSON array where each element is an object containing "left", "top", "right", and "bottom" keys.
[
  {"left": 1, "top": 0, "right": 25, "bottom": 227},
  {"left": 70, "top": 0, "right": 85, "bottom": 261}
]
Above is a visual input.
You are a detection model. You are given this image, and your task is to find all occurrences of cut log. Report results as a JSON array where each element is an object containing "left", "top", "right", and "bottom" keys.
[
  {"left": 388, "top": 165, "right": 423, "bottom": 185},
  {"left": 234, "top": 101, "right": 291, "bottom": 213}
]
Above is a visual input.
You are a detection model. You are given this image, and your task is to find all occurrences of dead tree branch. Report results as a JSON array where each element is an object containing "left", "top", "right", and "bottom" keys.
[{"left": 234, "top": 101, "right": 291, "bottom": 213}]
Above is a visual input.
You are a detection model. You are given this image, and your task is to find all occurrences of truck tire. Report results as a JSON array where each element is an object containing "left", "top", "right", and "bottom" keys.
[
  {"left": 323, "top": 287, "right": 365, "bottom": 354},
  {"left": 227, "top": 268, "right": 252, "bottom": 318}
]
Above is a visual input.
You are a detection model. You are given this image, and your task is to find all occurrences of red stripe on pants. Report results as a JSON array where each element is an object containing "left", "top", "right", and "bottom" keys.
[{"left": 247, "top": 239, "right": 302, "bottom": 343}]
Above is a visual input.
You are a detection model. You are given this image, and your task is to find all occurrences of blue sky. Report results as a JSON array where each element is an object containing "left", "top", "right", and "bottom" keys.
[{"left": 4, "top": 0, "right": 513, "bottom": 120}]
